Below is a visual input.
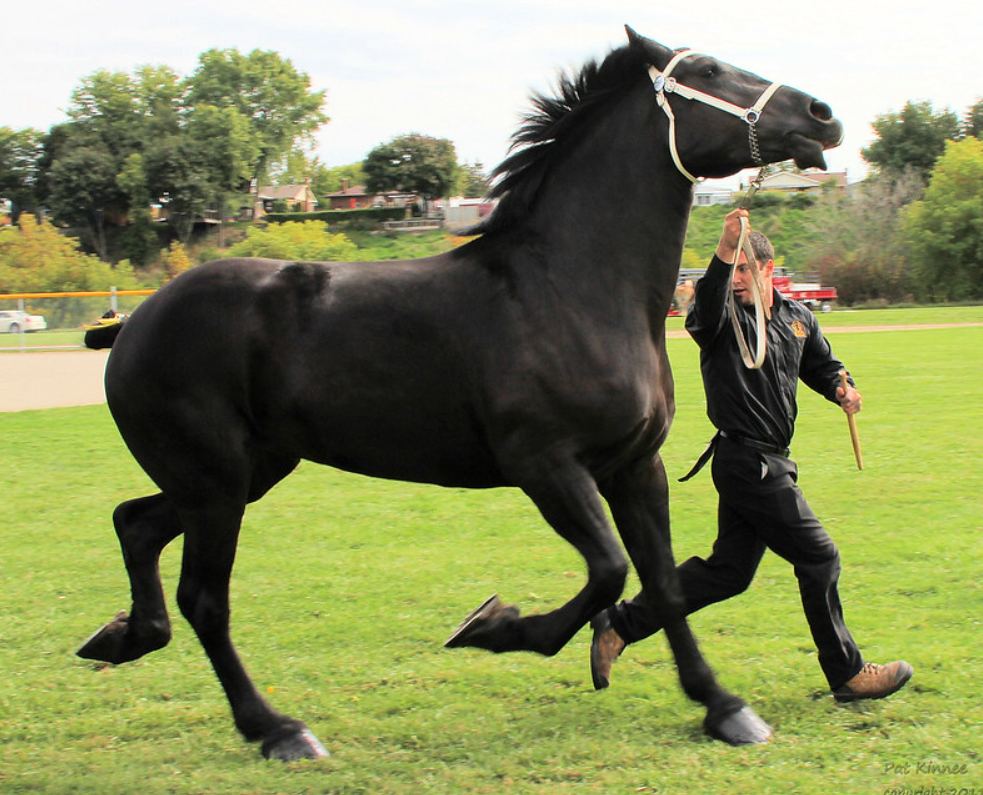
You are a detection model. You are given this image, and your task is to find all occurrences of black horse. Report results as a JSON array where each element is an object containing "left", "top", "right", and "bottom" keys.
[{"left": 79, "top": 28, "right": 842, "bottom": 761}]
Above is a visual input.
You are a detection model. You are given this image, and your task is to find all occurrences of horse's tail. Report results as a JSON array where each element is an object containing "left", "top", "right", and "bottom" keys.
[{"left": 84, "top": 319, "right": 125, "bottom": 349}]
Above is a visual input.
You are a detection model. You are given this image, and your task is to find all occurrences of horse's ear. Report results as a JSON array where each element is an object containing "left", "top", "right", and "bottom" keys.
[{"left": 624, "top": 25, "right": 675, "bottom": 69}]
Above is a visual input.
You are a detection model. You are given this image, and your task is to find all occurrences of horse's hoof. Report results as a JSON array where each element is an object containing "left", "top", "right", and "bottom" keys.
[
  {"left": 77, "top": 611, "right": 130, "bottom": 663},
  {"left": 444, "top": 594, "right": 519, "bottom": 650},
  {"left": 704, "top": 705, "right": 773, "bottom": 746},
  {"left": 262, "top": 727, "right": 330, "bottom": 762},
  {"left": 77, "top": 610, "right": 169, "bottom": 664}
]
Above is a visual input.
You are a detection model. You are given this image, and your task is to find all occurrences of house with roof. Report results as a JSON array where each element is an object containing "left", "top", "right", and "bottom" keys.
[
  {"left": 692, "top": 183, "right": 736, "bottom": 207},
  {"left": 747, "top": 170, "right": 849, "bottom": 195},
  {"left": 253, "top": 182, "right": 319, "bottom": 216},
  {"left": 324, "top": 181, "right": 421, "bottom": 211},
  {"left": 324, "top": 183, "right": 374, "bottom": 210}
]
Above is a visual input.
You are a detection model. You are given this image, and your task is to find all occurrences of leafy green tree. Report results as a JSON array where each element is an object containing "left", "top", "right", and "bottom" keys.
[
  {"left": 41, "top": 51, "right": 326, "bottom": 258},
  {"left": 228, "top": 220, "right": 358, "bottom": 261},
  {"left": 142, "top": 134, "right": 211, "bottom": 243},
  {"left": 114, "top": 153, "right": 160, "bottom": 266},
  {"left": 42, "top": 68, "right": 173, "bottom": 256},
  {"left": 458, "top": 160, "right": 491, "bottom": 197},
  {"left": 364, "top": 133, "right": 459, "bottom": 203},
  {"left": 963, "top": 99, "right": 983, "bottom": 139},
  {"left": 184, "top": 49, "right": 327, "bottom": 182},
  {"left": 862, "top": 101, "right": 960, "bottom": 180},
  {"left": 317, "top": 163, "right": 365, "bottom": 195},
  {"left": 186, "top": 103, "right": 261, "bottom": 232},
  {"left": 806, "top": 169, "right": 924, "bottom": 304},
  {"left": 0, "top": 127, "right": 44, "bottom": 220},
  {"left": 903, "top": 137, "right": 983, "bottom": 301},
  {"left": 46, "top": 144, "right": 124, "bottom": 260}
]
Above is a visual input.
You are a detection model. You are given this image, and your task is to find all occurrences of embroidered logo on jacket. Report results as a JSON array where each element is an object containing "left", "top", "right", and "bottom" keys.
[{"left": 791, "top": 320, "right": 807, "bottom": 338}]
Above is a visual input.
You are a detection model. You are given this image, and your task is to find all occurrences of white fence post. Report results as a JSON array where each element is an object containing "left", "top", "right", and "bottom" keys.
[{"left": 17, "top": 297, "right": 26, "bottom": 352}]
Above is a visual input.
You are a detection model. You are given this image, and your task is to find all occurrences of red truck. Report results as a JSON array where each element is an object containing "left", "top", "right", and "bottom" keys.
[
  {"left": 772, "top": 274, "right": 837, "bottom": 311},
  {"left": 669, "top": 268, "right": 837, "bottom": 315}
]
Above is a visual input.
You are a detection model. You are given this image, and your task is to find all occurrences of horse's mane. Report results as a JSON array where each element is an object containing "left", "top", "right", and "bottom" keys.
[{"left": 468, "top": 44, "right": 646, "bottom": 236}]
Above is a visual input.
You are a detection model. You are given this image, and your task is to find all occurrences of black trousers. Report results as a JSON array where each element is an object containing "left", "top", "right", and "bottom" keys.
[{"left": 609, "top": 435, "right": 864, "bottom": 689}]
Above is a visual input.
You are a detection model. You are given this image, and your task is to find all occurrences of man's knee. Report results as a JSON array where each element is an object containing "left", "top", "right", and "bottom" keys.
[{"left": 678, "top": 554, "right": 757, "bottom": 600}]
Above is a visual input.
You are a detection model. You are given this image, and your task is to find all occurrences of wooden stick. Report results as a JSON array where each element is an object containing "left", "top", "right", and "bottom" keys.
[{"left": 839, "top": 370, "right": 863, "bottom": 470}]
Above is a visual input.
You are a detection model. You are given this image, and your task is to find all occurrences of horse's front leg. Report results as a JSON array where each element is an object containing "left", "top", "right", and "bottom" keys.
[
  {"left": 447, "top": 458, "right": 627, "bottom": 656},
  {"left": 599, "top": 456, "right": 772, "bottom": 745}
]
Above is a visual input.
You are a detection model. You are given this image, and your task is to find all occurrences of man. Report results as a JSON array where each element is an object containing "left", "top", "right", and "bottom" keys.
[{"left": 590, "top": 208, "right": 913, "bottom": 702}]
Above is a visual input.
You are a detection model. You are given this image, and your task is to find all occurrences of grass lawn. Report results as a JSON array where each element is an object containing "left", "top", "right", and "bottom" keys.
[{"left": 0, "top": 321, "right": 980, "bottom": 794}]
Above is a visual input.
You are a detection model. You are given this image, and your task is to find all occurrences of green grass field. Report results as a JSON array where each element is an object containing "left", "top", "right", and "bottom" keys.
[{"left": 1, "top": 319, "right": 981, "bottom": 794}]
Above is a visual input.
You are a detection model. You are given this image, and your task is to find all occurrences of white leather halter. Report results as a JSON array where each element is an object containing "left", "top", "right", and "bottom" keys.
[
  {"left": 651, "top": 50, "right": 780, "bottom": 368},
  {"left": 648, "top": 50, "right": 783, "bottom": 183}
]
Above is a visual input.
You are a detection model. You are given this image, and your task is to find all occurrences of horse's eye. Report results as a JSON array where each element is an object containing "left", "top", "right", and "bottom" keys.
[{"left": 703, "top": 64, "right": 719, "bottom": 79}]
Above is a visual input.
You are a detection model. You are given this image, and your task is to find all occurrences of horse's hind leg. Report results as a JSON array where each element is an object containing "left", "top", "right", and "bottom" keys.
[
  {"left": 173, "top": 495, "right": 327, "bottom": 761},
  {"left": 600, "top": 457, "right": 771, "bottom": 745},
  {"left": 78, "top": 493, "right": 182, "bottom": 664}
]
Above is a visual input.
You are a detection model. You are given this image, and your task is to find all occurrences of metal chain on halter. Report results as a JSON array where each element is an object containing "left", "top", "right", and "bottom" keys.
[
  {"left": 740, "top": 166, "right": 767, "bottom": 210},
  {"left": 747, "top": 117, "right": 764, "bottom": 170}
]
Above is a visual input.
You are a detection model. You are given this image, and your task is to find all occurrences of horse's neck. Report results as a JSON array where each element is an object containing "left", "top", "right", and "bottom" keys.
[{"left": 525, "top": 104, "right": 694, "bottom": 319}]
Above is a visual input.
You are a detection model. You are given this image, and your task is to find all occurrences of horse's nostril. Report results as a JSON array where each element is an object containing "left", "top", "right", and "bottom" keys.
[{"left": 811, "top": 100, "right": 833, "bottom": 122}]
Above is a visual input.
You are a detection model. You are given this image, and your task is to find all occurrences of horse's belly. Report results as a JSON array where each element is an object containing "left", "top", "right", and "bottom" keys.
[{"left": 274, "top": 397, "right": 507, "bottom": 489}]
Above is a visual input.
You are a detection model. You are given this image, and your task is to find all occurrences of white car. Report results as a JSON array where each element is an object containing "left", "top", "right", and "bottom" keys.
[{"left": 0, "top": 310, "right": 47, "bottom": 333}]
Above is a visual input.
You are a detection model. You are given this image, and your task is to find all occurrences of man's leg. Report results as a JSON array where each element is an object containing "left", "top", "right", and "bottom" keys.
[
  {"left": 591, "top": 499, "right": 765, "bottom": 689},
  {"left": 609, "top": 505, "right": 766, "bottom": 643},
  {"left": 717, "top": 450, "right": 867, "bottom": 689}
]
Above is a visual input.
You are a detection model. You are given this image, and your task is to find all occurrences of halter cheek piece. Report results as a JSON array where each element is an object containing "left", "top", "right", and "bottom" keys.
[
  {"left": 648, "top": 49, "right": 783, "bottom": 183},
  {"left": 650, "top": 50, "right": 781, "bottom": 368}
]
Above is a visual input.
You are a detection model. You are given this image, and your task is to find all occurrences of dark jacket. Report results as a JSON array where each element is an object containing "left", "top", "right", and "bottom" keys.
[{"left": 685, "top": 255, "right": 850, "bottom": 449}]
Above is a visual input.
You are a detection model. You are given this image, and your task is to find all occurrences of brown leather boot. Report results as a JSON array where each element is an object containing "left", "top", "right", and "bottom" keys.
[
  {"left": 589, "top": 612, "right": 625, "bottom": 691},
  {"left": 833, "top": 661, "right": 914, "bottom": 702}
]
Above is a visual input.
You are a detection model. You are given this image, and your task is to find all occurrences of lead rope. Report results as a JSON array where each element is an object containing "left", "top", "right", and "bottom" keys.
[{"left": 727, "top": 167, "right": 771, "bottom": 369}]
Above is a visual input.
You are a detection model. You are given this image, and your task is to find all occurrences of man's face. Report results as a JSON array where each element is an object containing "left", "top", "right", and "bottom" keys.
[{"left": 731, "top": 254, "right": 773, "bottom": 306}]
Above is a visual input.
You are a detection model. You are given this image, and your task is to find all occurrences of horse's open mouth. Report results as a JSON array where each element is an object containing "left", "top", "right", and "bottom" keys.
[{"left": 786, "top": 132, "right": 832, "bottom": 171}]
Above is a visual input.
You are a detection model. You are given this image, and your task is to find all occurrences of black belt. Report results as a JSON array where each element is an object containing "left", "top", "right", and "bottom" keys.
[
  {"left": 678, "top": 430, "right": 789, "bottom": 483},
  {"left": 719, "top": 431, "right": 790, "bottom": 457}
]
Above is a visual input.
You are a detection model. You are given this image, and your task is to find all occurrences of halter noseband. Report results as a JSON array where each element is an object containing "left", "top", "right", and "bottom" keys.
[{"left": 648, "top": 50, "right": 783, "bottom": 183}]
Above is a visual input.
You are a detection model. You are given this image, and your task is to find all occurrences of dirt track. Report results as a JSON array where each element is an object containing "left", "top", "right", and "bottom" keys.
[
  {"left": 2, "top": 323, "right": 980, "bottom": 413},
  {"left": 0, "top": 350, "right": 111, "bottom": 412}
]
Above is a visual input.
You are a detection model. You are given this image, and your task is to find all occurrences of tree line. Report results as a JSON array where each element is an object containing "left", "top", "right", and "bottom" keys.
[
  {"left": 1, "top": 49, "right": 330, "bottom": 264},
  {"left": 0, "top": 48, "right": 487, "bottom": 270}
]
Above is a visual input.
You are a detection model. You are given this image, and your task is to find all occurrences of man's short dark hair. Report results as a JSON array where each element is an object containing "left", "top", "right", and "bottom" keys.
[{"left": 748, "top": 230, "right": 774, "bottom": 265}]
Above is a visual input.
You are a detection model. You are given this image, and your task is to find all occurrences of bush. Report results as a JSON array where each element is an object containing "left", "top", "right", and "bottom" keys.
[
  {"left": 0, "top": 214, "right": 146, "bottom": 327},
  {"left": 228, "top": 220, "right": 359, "bottom": 261}
]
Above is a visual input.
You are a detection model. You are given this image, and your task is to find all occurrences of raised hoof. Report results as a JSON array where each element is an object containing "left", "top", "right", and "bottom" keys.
[
  {"left": 77, "top": 610, "right": 131, "bottom": 663},
  {"left": 262, "top": 728, "right": 330, "bottom": 762},
  {"left": 77, "top": 610, "right": 168, "bottom": 665},
  {"left": 444, "top": 594, "right": 519, "bottom": 650},
  {"left": 704, "top": 705, "right": 773, "bottom": 746}
]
